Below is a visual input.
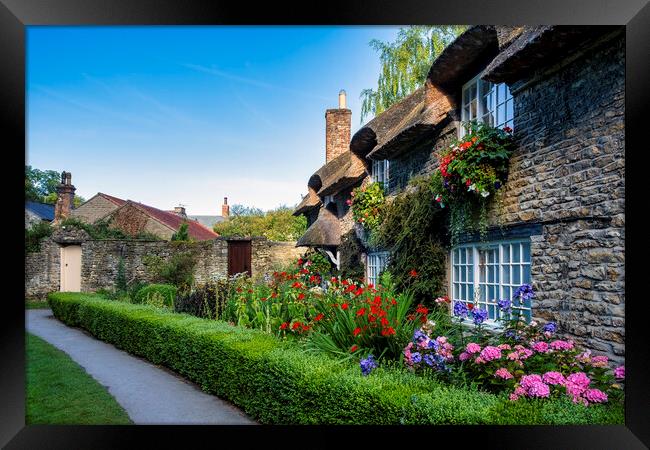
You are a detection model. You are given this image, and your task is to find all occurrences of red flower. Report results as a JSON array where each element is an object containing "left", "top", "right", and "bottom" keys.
[
  {"left": 260, "top": 297, "right": 267, "bottom": 302},
  {"left": 367, "top": 283, "right": 374, "bottom": 289},
  {"left": 380, "top": 317, "right": 389, "bottom": 326},
  {"left": 391, "top": 299, "right": 397, "bottom": 306},
  {"left": 314, "top": 313, "right": 324, "bottom": 322},
  {"left": 292, "top": 282, "right": 303, "bottom": 289},
  {"left": 271, "top": 292, "right": 278, "bottom": 299},
  {"left": 407, "top": 314, "right": 415, "bottom": 321},
  {"left": 353, "top": 327, "right": 362, "bottom": 337},
  {"left": 341, "top": 303, "right": 349, "bottom": 310},
  {"left": 503, "top": 126, "right": 513, "bottom": 133},
  {"left": 236, "top": 288, "right": 243, "bottom": 293},
  {"left": 297, "top": 293, "right": 305, "bottom": 301},
  {"left": 292, "top": 322, "right": 302, "bottom": 330},
  {"left": 409, "top": 269, "right": 418, "bottom": 278},
  {"left": 465, "top": 179, "right": 472, "bottom": 187},
  {"left": 300, "top": 268, "right": 309, "bottom": 274},
  {"left": 416, "top": 304, "right": 428, "bottom": 315},
  {"left": 467, "top": 303, "right": 474, "bottom": 310},
  {"left": 373, "top": 296, "right": 382, "bottom": 306},
  {"left": 354, "top": 288, "right": 364, "bottom": 296},
  {"left": 302, "top": 325, "right": 310, "bottom": 332},
  {"left": 297, "top": 258, "right": 303, "bottom": 265},
  {"left": 342, "top": 280, "right": 349, "bottom": 286},
  {"left": 247, "top": 289, "right": 253, "bottom": 293},
  {"left": 280, "top": 322, "right": 288, "bottom": 330},
  {"left": 356, "top": 308, "right": 367, "bottom": 316},
  {"left": 381, "top": 327, "right": 396, "bottom": 336},
  {"left": 368, "top": 315, "right": 377, "bottom": 323},
  {"left": 346, "top": 199, "right": 352, "bottom": 206},
  {"left": 331, "top": 277, "right": 338, "bottom": 283},
  {"left": 350, "top": 345, "right": 358, "bottom": 352}
]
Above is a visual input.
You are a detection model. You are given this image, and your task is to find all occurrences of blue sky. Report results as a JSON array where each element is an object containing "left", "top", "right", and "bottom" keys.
[{"left": 26, "top": 26, "right": 400, "bottom": 214}]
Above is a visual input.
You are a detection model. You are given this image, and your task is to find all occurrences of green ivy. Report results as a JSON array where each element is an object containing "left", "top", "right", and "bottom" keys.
[{"left": 350, "top": 182, "right": 386, "bottom": 232}]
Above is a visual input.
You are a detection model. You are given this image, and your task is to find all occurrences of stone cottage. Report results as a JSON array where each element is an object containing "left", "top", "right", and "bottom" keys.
[{"left": 295, "top": 25, "right": 625, "bottom": 363}]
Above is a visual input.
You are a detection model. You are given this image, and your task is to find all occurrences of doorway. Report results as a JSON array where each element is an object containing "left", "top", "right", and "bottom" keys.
[
  {"left": 60, "top": 245, "right": 82, "bottom": 292},
  {"left": 228, "top": 240, "right": 252, "bottom": 277}
]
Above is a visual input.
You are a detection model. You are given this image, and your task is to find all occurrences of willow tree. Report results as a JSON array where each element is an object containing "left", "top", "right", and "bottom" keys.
[{"left": 360, "top": 25, "right": 468, "bottom": 123}]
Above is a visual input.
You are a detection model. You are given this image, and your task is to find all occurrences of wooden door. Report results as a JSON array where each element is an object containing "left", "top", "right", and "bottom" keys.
[
  {"left": 228, "top": 240, "right": 252, "bottom": 276},
  {"left": 60, "top": 245, "right": 82, "bottom": 292}
]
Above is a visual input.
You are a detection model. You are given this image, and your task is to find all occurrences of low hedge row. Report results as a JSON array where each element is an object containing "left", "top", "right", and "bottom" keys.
[{"left": 47, "top": 292, "right": 624, "bottom": 425}]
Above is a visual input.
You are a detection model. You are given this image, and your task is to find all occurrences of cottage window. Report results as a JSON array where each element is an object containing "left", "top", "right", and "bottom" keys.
[
  {"left": 366, "top": 251, "right": 390, "bottom": 287},
  {"left": 371, "top": 159, "right": 389, "bottom": 187},
  {"left": 460, "top": 74, "right": 514, "bottom": 137},
  {"left": 451, "top": 239, "right": 531, "bottom": 324}
]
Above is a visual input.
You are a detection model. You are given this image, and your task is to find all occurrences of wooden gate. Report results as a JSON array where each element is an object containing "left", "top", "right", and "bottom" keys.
[
  {"left": 60, "top": 245, "right": 82, "bottom": 292},
  {"left": 228, "top": 240, "right": 252, "bottom": 276}
]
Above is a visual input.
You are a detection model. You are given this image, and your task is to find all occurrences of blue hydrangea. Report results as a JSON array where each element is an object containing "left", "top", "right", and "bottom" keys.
[
  {"left": 423, "top": 353, "right": 435, "bottom": 367},
  {"left": 453, "top": 301, "right": 469, "bottom": 318},
  {"left": 360, "top": 354, "right": 378, "bottom": 376},
  {"left": 472, "top": 308, "right": 488, "bottom": 325},
  {"left": 411, "top": 352, "right": 422, "bottom": 364},
  {"left": 427, "top": 339, "right": 439, "bottom": 350},
  {"left": 543, "top": 322, "right": 557, "bottom": 333},
  {"left": 413, "top": 329, "right": 427, "bottom": 343}
]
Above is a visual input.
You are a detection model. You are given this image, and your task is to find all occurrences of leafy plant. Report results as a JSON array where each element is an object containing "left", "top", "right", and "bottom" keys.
[
  {"left": 175, "top": 279, "right": 236, "bottom": 320},
  {"left": 134, "top": 284, "right": 177, "bottom": 309},
  {"left": 142, "top": 251, "right": 197, "bottom": 291},
  {"left": 430, "top": 121, "right": 515, "bottom": 244},
  {"left": 171, "top": 222, "right": 190, "bottom": 241},
  {"left": 350, "top": 182, "right": 386, "bottom": 232},
  {"left": 25, "top": 222, "right": 53, "bottom": 253},
  {"left": 213, "top": 205, "right": 307, "bottom": 241},
  {"left": 59, "top": 218, "right": 161, "bottom": 241},
  {"left": 115, "top": 257, "right": 128, "bottom": 294}
]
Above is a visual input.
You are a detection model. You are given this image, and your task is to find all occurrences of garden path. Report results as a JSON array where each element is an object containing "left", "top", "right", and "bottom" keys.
[{"left": 26, "top": 309, "right": 257, "bottom": 425}]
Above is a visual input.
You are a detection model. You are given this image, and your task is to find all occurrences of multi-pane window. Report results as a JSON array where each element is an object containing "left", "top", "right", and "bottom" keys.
[
  {"left": 371, "top": 159, "right": 389, "bottom": 186},
  {"left": 460, "top": 74, "right": 514, "bottom": 137},
  {"left": 366, "top": 251, "right": 390, "bottom": 287},
  {"left": 451, "top": 240, "right": 532, "bottom": 323}
]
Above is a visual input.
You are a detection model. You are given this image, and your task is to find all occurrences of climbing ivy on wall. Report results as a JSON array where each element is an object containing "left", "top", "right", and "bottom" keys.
[{"left": 373, "top": 177, "right": 449, "bottom": 306}]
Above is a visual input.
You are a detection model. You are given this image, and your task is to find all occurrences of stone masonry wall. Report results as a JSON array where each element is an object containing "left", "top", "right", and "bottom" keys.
[
  {"left": 25, "top": 238, "right": 61, "bottom": 299},
  {"left": 70, "top": 195, "right": 119, "bottom": 224},
  {"left": 251, "top": 239, "right": 304, "bottom": 280}
]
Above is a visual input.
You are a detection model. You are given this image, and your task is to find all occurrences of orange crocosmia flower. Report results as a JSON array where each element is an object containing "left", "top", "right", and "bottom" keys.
[
  {"left": 373, "top": 296, "right": 382, "bottom": 306},
  {"left": 350, "top": 345, "right": 358, "bottom": 352},
  {"left": 260, "top": 297, "right": 267, "bottom": 302},
  {"left": 367, "top": 283, "right": 374, "bottom": 289},
  {"left": 356, "top": 308, "right": 366, "bottom": 316},
  {"left": 391, "top": 299, "right": 397, "bottom": 305},
  {"left": 271, "top": 292, "right": 278, "bottom": 298},
  {"left": 314, "top": 313, "right": 324, "bottom": 322},
  {"left": 280, "top": 322, "right": 288, "bottom": 330},
  {"left": 354, "top": 288, "right": 364, "bottom": 296},
  {"left": 341, "top": 303, "right": 349, "bottom": 310},
  {"left": 353, "top": 327, "right": 362, "bottom": 337},
  {"left": 368, "top": 315, "right": 377, "bottom": 323},
  {"left": 380, "top": 317, "right": 389, "bottom": 326},
  {"left": 297, "top": 293, "right": 305, "bottom": 300},
  {"left": 381, "top": 327, "right": 396, "bottom": 336},
  {"left": 292, "top": 322, "right": 301, "bottom": 330},
  {"left": 416, "top": 305, "right": 428, "bottom": 315},
  {"left": 409, "top": 269, "right": 418, "bottom": 277}
]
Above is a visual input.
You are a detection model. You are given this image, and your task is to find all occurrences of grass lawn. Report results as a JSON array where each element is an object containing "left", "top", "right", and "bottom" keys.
[
  {"left": 26, "top": 333, "right": 132, "bottom": 425},
  {"left": 25, "top": 299, "right": 50, "bottom": 309}
]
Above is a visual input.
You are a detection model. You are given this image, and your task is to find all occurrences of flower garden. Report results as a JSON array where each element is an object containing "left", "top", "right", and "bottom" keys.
[{"left": 48, "top": 252, "right": 625, "bottom": 424}]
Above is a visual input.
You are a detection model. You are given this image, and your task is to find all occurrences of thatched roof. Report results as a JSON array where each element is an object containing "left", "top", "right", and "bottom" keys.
[
  {"left": 296, "top": 205, "right": 340, "bottom": 247},
  {"left": 308, "top": 151, "right": 366, "bottom": 198},
  {"left": 482, "top": 25, "right": 623, "bottom": 84},
  {"left": 293, "top": 189, "right": 321, "bottom": 216}
]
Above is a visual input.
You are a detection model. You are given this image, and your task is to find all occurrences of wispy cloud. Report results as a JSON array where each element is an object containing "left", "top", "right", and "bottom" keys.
[{"left": 182, "top": 62, "right": 330, "bottom": 101}]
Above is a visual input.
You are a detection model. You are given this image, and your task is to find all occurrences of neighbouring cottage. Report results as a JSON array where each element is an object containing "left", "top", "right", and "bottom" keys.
[
  {"left": 295, "top": 25, "right": 625, "bottom": 364},
  {"left": 59, "top": 173, "right": 219, "bottom": 241}
]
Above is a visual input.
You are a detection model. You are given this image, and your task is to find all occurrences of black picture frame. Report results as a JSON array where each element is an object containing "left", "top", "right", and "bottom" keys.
[{"left": 5, "top": 0, "right": 648, "bottom": 447}]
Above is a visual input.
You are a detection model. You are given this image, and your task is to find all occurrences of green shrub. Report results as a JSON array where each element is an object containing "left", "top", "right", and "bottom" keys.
[
  {"left": 175, "top": 280, "right": 234, "bottom": 320},
  {"left": 134, "top": 284, "right": 177, "bottom": 308},
  {"left": 47, "top": 292, "right": 623, "bottom": 425},
  {"left": 142, "top": 252, "right": 197, "bottom": 291},
  {"left": 25, "top": 222, "right": 53, "bottom": 253}
]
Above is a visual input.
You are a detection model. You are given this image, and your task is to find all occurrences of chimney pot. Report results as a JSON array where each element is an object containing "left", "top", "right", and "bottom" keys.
[
  {"left": 338, "top": 89, "right": 347, "bottom": 109},
  {"left": 53, "top": 170, "right": 76, "bottom": 224},
  {"left": 222, "top": 197, "right": 230, "bottom": 218}
]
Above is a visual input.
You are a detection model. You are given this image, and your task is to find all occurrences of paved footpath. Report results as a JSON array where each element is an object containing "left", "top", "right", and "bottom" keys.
[{"left": 26, "top": 309, "right": 256, "bottom": 425}]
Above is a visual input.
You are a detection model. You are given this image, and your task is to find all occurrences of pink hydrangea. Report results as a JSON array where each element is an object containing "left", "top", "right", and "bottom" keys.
[
  {"left": 550, "top": 340, "right": 574, "bottom": 351},
  {"left": 614, "top": 365, "right": 625, "bottom": 380},
  {"left": 466, "top": 342, "right": 481, "bottom": 354},
  {"left": 531, "top": 341, "right": 550, "bottom": 353},
  {"left": 520, "top": 374, "right": 544, "bottom": 390},
  {"left": 498, "top": 343, "right": 512, "bottom": 351},
  {"left": 474, "top": 356, "right": 486, "bottom": 364},
  {"left": 542, "top": 371, "right": 566, "bottom": 386},
  {"left": 459, "top": 352, "right": 470, "bottom": 361},
  {"left": 575, "top": 350, "right": 592, "bottom": 363},
  {"left": 507, "top": 351, "right": 519, "bottom": 361},
  {"left": 590, "top": 356, "right": 609, "bottom": 368},
  {"left": 527, "top": 381, "right": 551, "bottom": 398},
  {"left": 436, "top": 337, "right": 454, "bottom": 361},
  {"left": 509, "top": 393, "right": 519, "bottom": 401},
  {"left": 517, "top": 348, "right": 534, "bottom": 360},
  {"left": 566, "top": 372, "right": 591, "bottom": 388},
  {"left": 494, "top": 368, "right": 514, "bottom": 380},
  {"left": 479, "top": 346, "right": 502, "bottom": 362},
  {"left": 584, "top": 388, "right": 608, "bottom": 403}
]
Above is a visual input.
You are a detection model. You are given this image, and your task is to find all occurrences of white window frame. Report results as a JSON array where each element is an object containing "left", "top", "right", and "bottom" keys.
[
  {"left": 450, "top": 239, "right": 532, "bottom": 326},
  {"left": 323, "top": 194, "right": 334, "bottom": 206},
  {"left": 366, "top": 251, "right": 390, "bottom": 287},
  {"left": 460, "top": 73, "right": 514, "bottom": 138},
  {"left": 371, "top": 159, "right": 389, "bottom": 187}
]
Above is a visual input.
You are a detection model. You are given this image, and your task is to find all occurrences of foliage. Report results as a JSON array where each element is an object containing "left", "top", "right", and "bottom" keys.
[
  {"left": 360, "top": 26, "right": 467, "bottom": 122},
  {"left": 171, "top": 222, "right": 190, "bottom": 241},
  {"left": 350, "top": 181, "right": 386, "bottom": 232},
  {"left": 298, "top": 250, "right": 332, "bottom": 276},
  {"left": 174, "top": 279, "right": 238, "bottom": 320},
  {"left": 25, "top": 165, "right": 85, "bottom": 205},
  {"left": 214, "top": 205, "right": 307, "bottom": 241},
  {"left": 337, "top": 230, "right": 365, "bottom": 282},
  {"left": 142, "top": 251, "right": 197, "bottom": 291},
  {"left": 134, "top": 284, "right": 177, "bottom": 309},
  {"left": 26, "top": 332, "right": 132, "bottom": 424},
  {"left": 430, "top": 122, "right": 515, "bottom": 244},
  {"left": 47, "top": 292, "right": 623, "bottom": 424},
  {"left": 25, "top": 221, "right": 53, "bottom": 253},
  {"left": 372, "top": 177, "right": 448, "bottom": 305},
  {"left": 59, "top": 217, "right": 161, "bottom": 241},
  {"left": 25, "top": 299, "right": 50, "bottom": 309}
]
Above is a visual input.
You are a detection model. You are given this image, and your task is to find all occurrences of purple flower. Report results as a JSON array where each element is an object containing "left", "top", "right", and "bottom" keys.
[
  {"left": 360, "top": 354, "right": 378, "bottom": 376},
  {"left": 497, "top": 299, "right": 511, "bottom": 312},
  {"left": 423, "top": 353, "right": 435, "bottom": 367},
  {"left": 542, "top": 322, "right": 557, "bottom": 333},
  {"left": 513, "top": 284, "right": 535, "bottom": 302},
  {"left": 472, "top": 308, "right": 488, "bottom": 325},
  {"left": 453, "top": 301, "right": 468, "bottom": 318},
  {"left": 411, "top": 352, "right": 422, "bottom": 364},
  {"left": 413, "top": 329, "right": 427, "bottom": 343},
  {"left": 584, "top": 388, "right": 608, "bottom": 403},
  {"left": 542, "top": 371, "right": 566, "bottom": 386}
]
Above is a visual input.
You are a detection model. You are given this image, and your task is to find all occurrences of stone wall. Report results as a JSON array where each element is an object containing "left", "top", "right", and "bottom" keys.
[{"left": 26, "top": 233, "right": 303, "bottom": 297}]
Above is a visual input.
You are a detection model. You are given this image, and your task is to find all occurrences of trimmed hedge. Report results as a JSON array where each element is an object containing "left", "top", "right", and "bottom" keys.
[
  {"left": 133, "top": 284, "right": 177, "bottom": 308},
  {"left": 47, "top": 293, "right": 624, "bottom": 425}
]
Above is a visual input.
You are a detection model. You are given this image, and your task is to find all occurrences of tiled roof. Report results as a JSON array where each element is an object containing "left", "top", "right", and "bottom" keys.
[
  {"left": 131, "top": 201, "right": 219, "bottom": 241},
  {"left": 187, "top": 215, "right": 225, "bottom": 229},
  {"left": 25, "top": 201, "right": 55, "bottom": 221}
]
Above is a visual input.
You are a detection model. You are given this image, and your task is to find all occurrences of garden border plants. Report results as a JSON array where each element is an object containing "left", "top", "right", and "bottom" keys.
[{"left": 47, "top": 292, "right": 623, "bottom": 425}]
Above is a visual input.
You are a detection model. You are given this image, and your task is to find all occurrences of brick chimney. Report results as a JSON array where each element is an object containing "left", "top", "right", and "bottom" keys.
[
  {"left": 221, "top": 197, "right": 229, "bottom": 218},
  {"left": 325, "top": 90, "right": 351, "bottom": 162},
  {"left": 53, "top": 171, "right": 75, "bottom": 224}
]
